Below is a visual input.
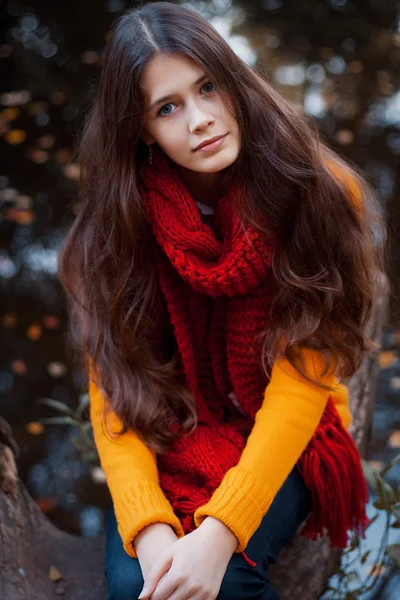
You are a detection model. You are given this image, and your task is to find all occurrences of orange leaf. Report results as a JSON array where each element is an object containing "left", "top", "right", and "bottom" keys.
[
  {"left": 36, "top": 497, "right": 58, "bottom": 512},
  {"left": 1, "top": 313, "right": 17, "bottom": 327},
  {"left": 27, "top": 324, "right": 42, "bottom": 340},
  {"left": 388, "top": 431, "right": 400, "bottom": 448},
  {"left": 26, "top": 421, "right": 44, "bottom": 435},
  {"left": 48, "top": 566, "right": 62, "bottom": 582},
  {"left": 379, "top": 350, "right": 398, "bottom": 369},
  {"left": 0, "top": 107, "right": 20, "bottom": 121},
  {"left": 42, "top": 315, "right": 60, "bottom": 329},
  {"left": 4, "top": 129, "right": 26, "bottom": 144},
  {"left": 11, "top": 360, "right": 27, "bottom": 374}
]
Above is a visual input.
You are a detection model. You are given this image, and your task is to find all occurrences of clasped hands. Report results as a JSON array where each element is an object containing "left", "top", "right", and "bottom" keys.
[{"left": 137, "top": 516, "right": 238, "bottom": 600}]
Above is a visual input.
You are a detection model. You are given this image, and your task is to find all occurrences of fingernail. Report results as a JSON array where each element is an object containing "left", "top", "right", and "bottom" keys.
[{"left": 138, "top": 588, "right": 148, "bottom": 599}]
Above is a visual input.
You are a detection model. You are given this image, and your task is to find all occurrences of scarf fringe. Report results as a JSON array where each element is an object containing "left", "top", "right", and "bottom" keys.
[
  {"left": 241, "top": 551, "right": 257, "bottom": 567},
  {"left": 297, "top": 397, "right": 370, "bottom": 548}
]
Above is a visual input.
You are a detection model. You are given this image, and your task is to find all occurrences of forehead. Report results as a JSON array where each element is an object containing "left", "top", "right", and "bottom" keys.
[{"left": 141, "top": 54, "right": 205, "bottom": 99}]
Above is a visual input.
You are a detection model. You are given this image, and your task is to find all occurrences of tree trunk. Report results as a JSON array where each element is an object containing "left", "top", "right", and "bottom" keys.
[{"left": 0, "top": 271, "right": 389, "bottom": 600}]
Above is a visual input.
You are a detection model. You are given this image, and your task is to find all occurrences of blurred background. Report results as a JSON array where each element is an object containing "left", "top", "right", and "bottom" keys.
[{"left": 0, "top": 0, "right": 399, "bottom": 597}]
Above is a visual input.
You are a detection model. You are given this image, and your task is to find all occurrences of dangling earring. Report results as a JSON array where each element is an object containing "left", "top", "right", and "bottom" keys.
[{"left": 148, "top": 144, "right": 153, "bottom": 165}]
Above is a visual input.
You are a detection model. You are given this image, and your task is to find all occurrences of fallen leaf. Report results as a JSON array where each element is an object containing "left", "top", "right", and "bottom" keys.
[
  {"left": 48, "top": 565, "right": 62, "bottom": 582},
  {"left": 55, "top": 587, "right": 66, "bottom": 596}
]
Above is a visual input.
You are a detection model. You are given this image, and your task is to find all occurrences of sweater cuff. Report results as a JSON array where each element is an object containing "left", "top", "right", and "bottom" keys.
[
  {"left": 193, "top": 467, "right": 273, "bottom": 553},
  {"left": 114, "top": 480, "right": 185, "bottom": 558}
]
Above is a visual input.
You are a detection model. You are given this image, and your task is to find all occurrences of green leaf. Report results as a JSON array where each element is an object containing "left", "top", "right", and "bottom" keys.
[
  {"left": 392, "top": 504, "right": 400, "bottom": 520},
  {"left": 345, "top": 570, "right": 360, "bottom": 584},
  {"left": 38, "top": 398, "right": 77, "bottom": 418},
  {"left": 361, "top": 549, "right": 372, "bottom": 564},
  {"left": 391, "top": 520, "right": 400, "bottom": 528},
  {"left": 375, "top": 473, "right": 396, "bottom": 507},
  {"left": 38, "top": 416, "right": 77, "bottom": 426},
  {"left": 84, "top": 451, "right": 99, "bottom": 461},
  {"left": 380, "top": 453, "right": 400, "bottom": 476},
  {"left": 77, "top": 393, "right": 89, "bottom": 416},
  {"left": 80, "top": 421, "right": 93, "bottom": 434},
  {"left": 387, "top": 544, "right": 400, "bottom": 566},
  {"left": 348, "top": 534, "right": 360, "bottom": 551},
  {"left": 362, "top": 459, "right": 379, "bottom": 491}
]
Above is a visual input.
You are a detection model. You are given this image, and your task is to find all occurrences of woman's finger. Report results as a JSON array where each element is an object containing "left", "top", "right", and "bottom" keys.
[{"left": 138, "top": 552, "right": 173, "bottom": 599}]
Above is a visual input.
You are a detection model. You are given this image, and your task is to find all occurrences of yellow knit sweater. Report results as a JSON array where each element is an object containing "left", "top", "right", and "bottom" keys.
[{"left": 89, "top": 350, "right": 352, "bottom": 558}]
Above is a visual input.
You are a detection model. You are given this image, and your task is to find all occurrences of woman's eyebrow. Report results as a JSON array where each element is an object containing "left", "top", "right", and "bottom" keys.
[{"left": 149, "top": 73, "right": 208, "bottom": 110}]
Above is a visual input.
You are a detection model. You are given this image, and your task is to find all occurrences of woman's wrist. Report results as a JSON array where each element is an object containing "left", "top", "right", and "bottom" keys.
[
  {"left": 199, "top": 516, "right": 239, "bottom": 554},
  {"left": 133, "top": 522, "right": 177, "bottom": 554}
]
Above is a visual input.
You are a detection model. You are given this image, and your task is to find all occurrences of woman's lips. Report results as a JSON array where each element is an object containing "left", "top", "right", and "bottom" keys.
[{"left": 195, "top": 134, "right": 227, "bottom": 152}]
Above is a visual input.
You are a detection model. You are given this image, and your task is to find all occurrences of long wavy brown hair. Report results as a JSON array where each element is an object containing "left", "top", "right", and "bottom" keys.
[{"left": 58, "top": 1, "right": 388, "bottom": 454}]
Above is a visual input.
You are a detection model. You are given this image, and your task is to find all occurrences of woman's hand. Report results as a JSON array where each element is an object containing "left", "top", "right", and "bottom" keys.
[
  {"left": 138, "top": 517, "right": 238, "bottom": 600},
  {"left": 134, "top": 523, "right": 179, "bottom": 582}
]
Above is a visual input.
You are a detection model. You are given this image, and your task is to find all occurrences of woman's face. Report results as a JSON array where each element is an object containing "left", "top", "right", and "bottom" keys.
[{"left": 141, "top": 54, "right": 240, "bottom": 174}]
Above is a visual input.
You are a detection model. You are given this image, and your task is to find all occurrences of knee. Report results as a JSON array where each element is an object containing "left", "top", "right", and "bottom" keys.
[
  {"left": 106, "top": 558, "right": 144, "bottom": 600},
  {"left": 217, "top": 555, "right": 279, "bottom": 600}
]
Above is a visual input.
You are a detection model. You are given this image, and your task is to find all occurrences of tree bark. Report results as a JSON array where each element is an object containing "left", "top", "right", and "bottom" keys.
[{"left": 0, "top": 271, "right": 389, "bottom": 600}]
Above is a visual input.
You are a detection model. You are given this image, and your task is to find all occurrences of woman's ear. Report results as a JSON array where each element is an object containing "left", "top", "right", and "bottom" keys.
[{"left": 141, "top": 131, "right": 155, "bottom": 145}]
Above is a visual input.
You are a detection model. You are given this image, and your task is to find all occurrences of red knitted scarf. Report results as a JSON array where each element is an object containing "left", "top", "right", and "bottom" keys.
[{"left": 139, "top": 146, "right": 369, "bottom": 558}]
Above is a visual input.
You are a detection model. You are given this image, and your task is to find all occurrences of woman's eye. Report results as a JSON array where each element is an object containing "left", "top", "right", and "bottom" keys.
[
  {"left": 202, "top": 81, "right": 215, "bottom": 93},
  {"left": 158, "top": 103, "right": 175, "bottom": 117},
  {"left": 157, "top": 81, "right": 216, "bottom": 118}
]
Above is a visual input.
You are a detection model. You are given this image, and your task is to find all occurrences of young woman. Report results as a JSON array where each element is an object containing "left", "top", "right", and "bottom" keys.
[{"left": 58, "top": 2, "right": 387, "bottom": 599}]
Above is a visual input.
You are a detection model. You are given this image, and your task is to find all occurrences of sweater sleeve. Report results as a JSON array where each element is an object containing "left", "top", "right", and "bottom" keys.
[
  {"left": 88, "top": 369, "right": 185, "bottom": 558},
  {"left": 193, "top": 348, "right": 349, "bottom": 553}
]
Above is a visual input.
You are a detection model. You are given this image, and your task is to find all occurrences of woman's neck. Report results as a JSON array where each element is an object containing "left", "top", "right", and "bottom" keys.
[{"left": 175, "top": 165, "right": 225, "bottom": 209}]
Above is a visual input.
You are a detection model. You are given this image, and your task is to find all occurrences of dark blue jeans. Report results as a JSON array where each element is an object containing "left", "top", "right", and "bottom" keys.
[{"left": 105, "top": 466, "right": 312, "bottom": 600}]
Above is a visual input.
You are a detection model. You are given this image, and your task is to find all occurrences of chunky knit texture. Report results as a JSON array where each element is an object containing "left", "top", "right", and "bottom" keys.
[{"left": 136, "top": 145, "right": 369, "bottom": 559}]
